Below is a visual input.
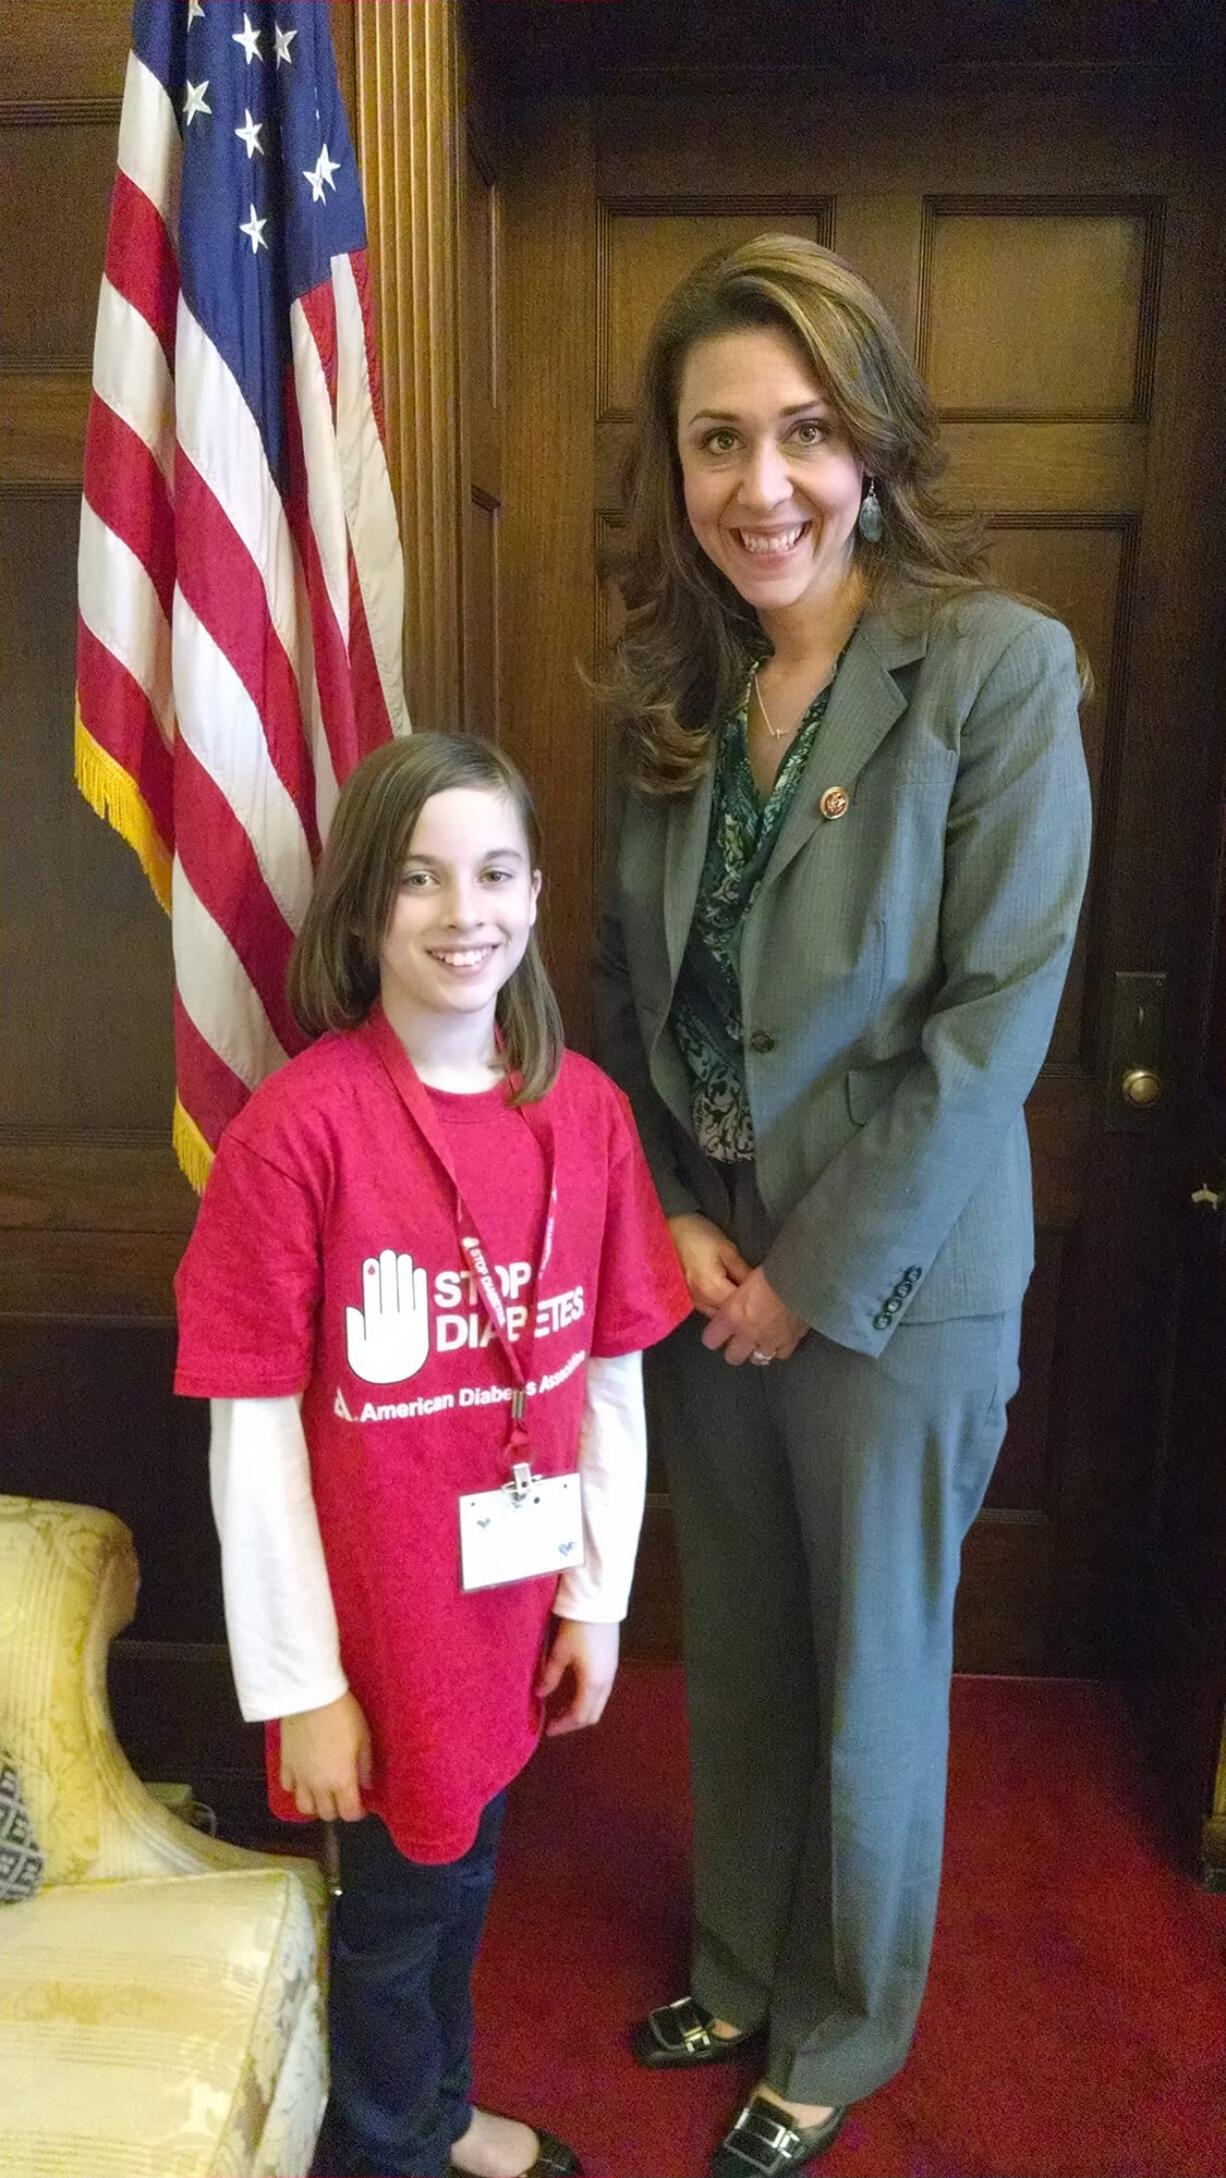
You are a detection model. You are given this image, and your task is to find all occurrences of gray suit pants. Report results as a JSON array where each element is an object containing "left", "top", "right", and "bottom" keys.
[{"left": 648, "top": 1168, "right": 1021, "bottom": 2104}]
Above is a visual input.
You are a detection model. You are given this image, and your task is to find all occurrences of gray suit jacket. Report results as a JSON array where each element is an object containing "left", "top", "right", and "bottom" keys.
[{"left": 593, "top": 588, "right": 1093, "bottom": 1357}]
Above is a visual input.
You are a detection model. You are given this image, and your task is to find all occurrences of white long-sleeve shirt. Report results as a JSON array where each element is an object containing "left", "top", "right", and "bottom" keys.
[{"left": 209, "top": 1351, "right": 647, "bottom": 1723}]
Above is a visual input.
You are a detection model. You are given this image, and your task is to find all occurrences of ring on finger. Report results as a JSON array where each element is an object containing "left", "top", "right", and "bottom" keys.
[{"left": 750, "top": 1347, "right": 774, "bottom": 1365}]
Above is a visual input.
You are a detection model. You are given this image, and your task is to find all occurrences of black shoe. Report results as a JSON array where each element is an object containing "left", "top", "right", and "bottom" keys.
[
  {"left": 632, "top": 1995, "right": 763, "bottom": 2070},
  {"left": 450, "top": 2128, "right": 582, "bottom": 2178},
  {"left": 709, "top": 2093, "right": 846, "bottom": 2176},
  {"left": 524, "top": 2133, "right": 582, "bottom": 2177}
]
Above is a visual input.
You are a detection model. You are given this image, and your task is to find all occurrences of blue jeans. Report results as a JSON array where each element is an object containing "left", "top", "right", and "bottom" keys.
[{"left": 315, "top": 1794, "right": 506, "bottom": 2178}]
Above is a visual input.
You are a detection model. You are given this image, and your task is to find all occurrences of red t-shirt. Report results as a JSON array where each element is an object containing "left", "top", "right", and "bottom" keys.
[{"left": 174, "top": 1007, "right": 689, "bottom": 1861}]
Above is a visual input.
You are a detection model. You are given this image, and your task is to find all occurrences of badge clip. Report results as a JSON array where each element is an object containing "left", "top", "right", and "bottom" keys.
[{"left": 505, "top": 1460, "right": 534, "bottom": 1504}]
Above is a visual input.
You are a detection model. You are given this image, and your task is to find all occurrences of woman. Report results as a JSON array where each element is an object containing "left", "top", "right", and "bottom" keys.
[{"left": 593, "top": 235, "right": 1092, "bottom": 2177}]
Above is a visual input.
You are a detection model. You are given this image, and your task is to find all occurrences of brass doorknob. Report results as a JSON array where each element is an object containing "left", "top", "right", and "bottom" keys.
[{"left": 1121, "top": 1067, "right": 1163, "bottom": 1109}]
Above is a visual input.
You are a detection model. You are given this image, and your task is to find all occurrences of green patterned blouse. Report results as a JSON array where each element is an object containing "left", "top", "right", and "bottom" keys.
[{"left": 670, "top": 661, "right": 842, "bottom": 1162}]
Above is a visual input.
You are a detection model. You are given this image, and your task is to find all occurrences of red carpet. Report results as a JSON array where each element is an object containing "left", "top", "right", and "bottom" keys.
[{"left": 472, "top": 1667, "right": 1226, "bottom": 2178}]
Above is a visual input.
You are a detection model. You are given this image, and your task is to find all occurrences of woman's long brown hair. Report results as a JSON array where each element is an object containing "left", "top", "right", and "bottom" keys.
[{"left": 288, "top": 734, "right": 564, "bottom": 1104}]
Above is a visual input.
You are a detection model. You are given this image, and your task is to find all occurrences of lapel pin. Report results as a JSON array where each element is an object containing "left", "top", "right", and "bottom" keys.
[{"left": 819, "top": 786, "right": 850, "bottom": 820}]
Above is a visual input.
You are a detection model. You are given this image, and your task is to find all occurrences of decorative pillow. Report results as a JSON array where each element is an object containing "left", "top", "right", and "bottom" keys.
[{"left": 0, "top": 1754, "right": 44, "bottom": 1900}]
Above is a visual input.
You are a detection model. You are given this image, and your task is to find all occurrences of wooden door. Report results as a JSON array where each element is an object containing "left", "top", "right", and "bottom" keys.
[
  {"left": 1130, "top": 845, "right": 1226, "bottom": 1879},
  {"left": 496, "top": 61, "right": 1226, "bottom": 1672}
]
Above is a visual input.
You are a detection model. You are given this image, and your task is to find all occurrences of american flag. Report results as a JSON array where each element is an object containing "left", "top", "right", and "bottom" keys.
[{"left": 75, "top": 0, "right": 406, "bottom": 1188}]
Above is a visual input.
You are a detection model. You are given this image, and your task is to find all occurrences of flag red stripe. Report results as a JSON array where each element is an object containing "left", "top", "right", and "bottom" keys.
[
  {"left": 174, "top": 453, "right": 321, "bottom": 859},
  {"left": 347, "top": 546, "right": 395, "bottom": 757},
  {"left": 105, "top": 170, "right": 178, "bottom": 363},
  {"left": 173, "top": 740, "right": 305, "bottom": 1062},
  {"left": 76, "top": 617, "right": 174, "bottom": 847},
  {"left": 173, "top": 991, "right": 251, "bottom": 1153},
  {"left": 282, "top": 362, "right": 358, "bottom": 789},
  {"left": 81, "top": 400, "right": 176, "bottom": 622}
]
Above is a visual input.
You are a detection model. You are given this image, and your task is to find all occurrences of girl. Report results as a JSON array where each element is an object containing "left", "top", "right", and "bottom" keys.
[{"left": 175, "top": 733, "right": 689, "bottom": 2178}]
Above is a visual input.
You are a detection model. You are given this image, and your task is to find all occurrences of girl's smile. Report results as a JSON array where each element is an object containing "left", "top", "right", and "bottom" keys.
[{"left": 379, "top": 786, "right": 540, "bottom": 1034}]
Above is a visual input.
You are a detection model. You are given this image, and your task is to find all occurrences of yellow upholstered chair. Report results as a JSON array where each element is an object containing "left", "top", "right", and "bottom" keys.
[{"left": 0, "top": 1495, "right": 329, "bottom": 2178}]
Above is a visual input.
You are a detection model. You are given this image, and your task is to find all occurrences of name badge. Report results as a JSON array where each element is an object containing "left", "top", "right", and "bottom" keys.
[{"left": 459, "top": 1465, "right": 585, "bottom": 1593}]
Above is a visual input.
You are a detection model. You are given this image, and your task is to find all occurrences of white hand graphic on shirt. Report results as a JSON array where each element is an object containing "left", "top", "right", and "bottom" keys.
[{"left": 345, "top": 1250, "right": 431, "bottom": 1384}]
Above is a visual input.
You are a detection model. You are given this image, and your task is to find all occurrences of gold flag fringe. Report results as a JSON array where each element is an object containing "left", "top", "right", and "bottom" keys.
[
  {"left": 74, "top": 703, "right": 173, "bottom": 915},
  {"left": 173, "top": 1096, "right": 215, "bottom": 1194},
  {"left": 74, "top": 700, "right": 213, "bottom": 1191}
]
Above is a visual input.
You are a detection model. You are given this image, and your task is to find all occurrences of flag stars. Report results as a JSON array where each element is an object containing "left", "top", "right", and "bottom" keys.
[
  {"left": 274, "top": 23, "right": 298, "bottom": 67},
  {"left": 183, "top": 79, "right": 211, "bottom": 125},
  {"left": 239, "top": 203, "right": 269, "bottom": 254},
  {"left": 232, "top": 12, "right": 263, "bottom": 64},
  {"left": 235, "top": 108, "right": 265, "bottom": 159},
  {"left": 304, "top": 144, "right": 341, "bottom": 202}
]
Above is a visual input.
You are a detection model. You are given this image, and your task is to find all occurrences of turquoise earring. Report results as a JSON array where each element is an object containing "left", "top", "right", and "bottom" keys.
[{"left": 858, "top": 479, "right": 883, "bottom": 543}]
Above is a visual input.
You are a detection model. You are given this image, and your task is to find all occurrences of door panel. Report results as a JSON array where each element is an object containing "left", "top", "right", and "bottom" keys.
[
  {"left": 500, "top": 70, "right": 1226, "bottom": 1673},
  {"left": 919, "top": 207, "right": 1155, "bottom": 418}
]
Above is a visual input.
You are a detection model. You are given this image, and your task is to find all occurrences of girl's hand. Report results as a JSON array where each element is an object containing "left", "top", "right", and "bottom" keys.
[
  {"left": 667, "top": 1213, "right": 752, "bottom": 1317},
  {"left": 536, "top": 1619, "right": 620, "bottom": 1736},
  {"left": 701, "top": 1265, "right": 809, "bottom": 1366},
  {"left": 279, "top": 1691, "right": 372, "bottom": 1822}
]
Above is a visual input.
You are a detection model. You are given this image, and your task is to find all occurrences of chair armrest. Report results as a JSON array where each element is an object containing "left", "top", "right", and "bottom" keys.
[{"left": 0, "top": 1495, "right": 323, "bottom": 1901}]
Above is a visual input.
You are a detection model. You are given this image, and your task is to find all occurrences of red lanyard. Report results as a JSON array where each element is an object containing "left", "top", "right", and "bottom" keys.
[{"left": 368, "top": 1010, "right": 557, "bottom": 1467}]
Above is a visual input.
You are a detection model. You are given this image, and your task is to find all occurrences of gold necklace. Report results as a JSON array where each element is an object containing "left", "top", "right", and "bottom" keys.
[{"left": 751, "top": 667, "right": 797, "bottom": 742}]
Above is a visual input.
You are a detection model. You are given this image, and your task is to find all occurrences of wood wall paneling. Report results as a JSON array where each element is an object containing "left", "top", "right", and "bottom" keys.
[
  {"left": 501, "top": 100, "right": 597, "bottom": 1047},
  {"left": 1, "top": 377, "right": 90, "bottom": 485},
  {"left": 986, "top": 1235, "right": 1063, "bottom": 1513},
  {"left": 831, "top": 195, "right": 925, "bottom": 356},
  {"left": 353, "top": 0, "right": 462, "bottom": 734},
  {"left": 1049, "top": 156, "right": 1226, "bottom": 1676},
  {"left": 594, "top": 83, "right": 1177, "bottom": 200},
  {"left": 0, "top": 0, "right": 128, "bottom": 108},
  {"left": 467, "top": 1, "right": 1225, "bottom": 98},
  {"left": 459, "top": 110, "right": 502, "bottom": 737},
  {"left": 0, "top": 125, "right": 115, "bottom": 368},
  {"left": 463, "top": 491, "right": 500, "bottom": 737},
  {"left": 0, "top": 1322, "right": 213, "bottom": 1635},
  {"left": 600, "top": 204, "right": 834, "bottom": 412},
  {"left": 921, "top": 209, "right": 1151, "bottom": 418},
  {"left": 984, "top": 516, "right": 1135, "bottom": 1067},
  {"left": 1, "top": 493, "right": 178, "bottom": 1130}
]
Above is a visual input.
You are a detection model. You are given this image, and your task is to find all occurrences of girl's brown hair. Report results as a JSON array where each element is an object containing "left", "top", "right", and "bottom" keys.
[
  {"left": 288, "top": 733, "right": 564, "bottom": 1104},
  {"left": 610, "top": 232, "right": 1082, "bottom": 794}
]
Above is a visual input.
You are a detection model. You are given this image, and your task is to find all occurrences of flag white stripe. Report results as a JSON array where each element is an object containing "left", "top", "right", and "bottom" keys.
[
  {"left": 116, "top": 51, "right": 182, "bottom": 247},
  {"left": 175, "top": 301, "right": 329, "bottom": 783},
  {"left": 173, "top": 595, "right": 315, "bottom": 936},
  {"left": 172, "top": 859, "right": 289, "bottom": 1091},
  {"left": 333, "top": 253, "right": 408, "bottom": 735},
  {"left": 78, "top": 499, "right": 175, "bottom": 748},
  {"left": 91, "top": 280, "right": 176, "bottom": 496},
  {"left": 290, "top": 299, "right": 349, "bottom": 644}
]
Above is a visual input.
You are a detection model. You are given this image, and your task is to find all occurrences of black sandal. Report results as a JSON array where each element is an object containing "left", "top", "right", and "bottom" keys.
[
  {"left": 631, "top": 1995, "right": 762, "bottom": 2069},
  {"left": 709, "top": 2094, "right": 846, "bottom": 2176}
]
